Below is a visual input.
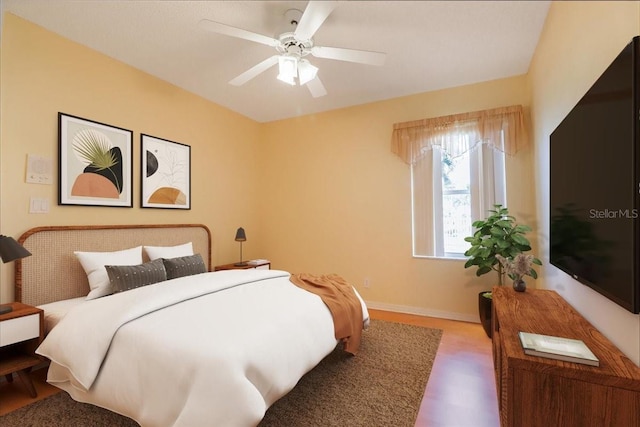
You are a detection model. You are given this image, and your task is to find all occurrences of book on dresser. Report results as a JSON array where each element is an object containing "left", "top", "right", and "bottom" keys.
[{"left": 518, "top": 331, "right": 600, "bottom": 367}]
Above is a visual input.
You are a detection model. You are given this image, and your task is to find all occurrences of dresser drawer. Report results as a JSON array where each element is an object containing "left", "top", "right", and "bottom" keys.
[{"left": 0, "top": 313, "right": 40, "bottom": 347}]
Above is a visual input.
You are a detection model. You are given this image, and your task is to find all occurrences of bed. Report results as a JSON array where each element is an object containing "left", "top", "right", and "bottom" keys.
[{"left": 15, "top": 224, "right": 369, "bottom": 427}]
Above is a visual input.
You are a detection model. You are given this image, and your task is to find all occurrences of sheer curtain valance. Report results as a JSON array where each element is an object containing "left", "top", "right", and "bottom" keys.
[{"left": 391, "top": 105, "right": 527, "bottom": 165}]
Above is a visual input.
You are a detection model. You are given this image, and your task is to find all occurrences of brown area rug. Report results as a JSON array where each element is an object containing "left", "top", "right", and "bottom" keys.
[{"left": 0, "top": 319, "right": 442, "bottom": 427}]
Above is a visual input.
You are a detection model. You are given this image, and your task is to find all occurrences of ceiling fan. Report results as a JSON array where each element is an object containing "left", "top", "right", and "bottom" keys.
[{"left": 198, "top": 1, "right": 386, "bottom": 97}]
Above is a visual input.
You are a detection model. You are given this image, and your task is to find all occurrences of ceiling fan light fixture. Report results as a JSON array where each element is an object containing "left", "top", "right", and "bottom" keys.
[
  {"left": 201, "top": 1, "right": 386, "bottom": 96},
  {"left": 277, "top": 55, "right": 298, "bottom": 85},
  {"left": 277, "top": 73, "right": 296, "bottom": 85},
  {"left": 298, "top": 59, "right": 318, "bottom": 85}
]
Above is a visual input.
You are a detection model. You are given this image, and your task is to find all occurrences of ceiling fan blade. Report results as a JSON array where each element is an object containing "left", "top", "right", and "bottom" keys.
[
  {"left": 311, "top": 46, "right": 386, "bottom": 66},
  {"left": 229, "top": 55, "right": 279, "bottom": 86},
  {"left": 306, "top": 76, "right": 327, "bottom": 98},
  {"left": 198, "top": 19, "right": 279, "bottom": 47},
  {"left": 294, "top": 1, "right": 338, "bottom": 41}
]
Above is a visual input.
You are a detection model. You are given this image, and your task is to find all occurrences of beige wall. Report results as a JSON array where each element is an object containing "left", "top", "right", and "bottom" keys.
[
  {"left": 528, "top": 1, "right": 640, "bottom": 363},
  {"left": 0, "top": 14, "right": 263, "bottom": 302},
  {"left": 3, "top": 0, "right": 638, "bottom": 366},
  {"left": 1, "top": 12, "right": 538, "bottom": 324},
  {"left": 258, "top": 76, "right": 535, "bottom": 322}
]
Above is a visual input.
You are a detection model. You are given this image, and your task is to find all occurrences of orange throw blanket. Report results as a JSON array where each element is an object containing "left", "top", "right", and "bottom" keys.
[{"left": 289, "top": 273, "right": 363, "bottom": 355}]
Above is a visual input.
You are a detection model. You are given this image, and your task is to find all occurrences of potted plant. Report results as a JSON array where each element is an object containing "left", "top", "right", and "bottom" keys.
[{"left": 464, "top": 205, "right": 541, "bottom": 337}]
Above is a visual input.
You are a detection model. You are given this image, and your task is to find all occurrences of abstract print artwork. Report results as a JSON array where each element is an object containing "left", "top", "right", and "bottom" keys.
[
  {"left": 141, "top": 134, "right": 191, "bottom": 209},
  {"left": 58, "top": 113, "right": 133, "bottom": 207}
]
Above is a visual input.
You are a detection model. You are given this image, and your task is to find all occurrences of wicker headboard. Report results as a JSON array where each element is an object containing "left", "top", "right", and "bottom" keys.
[{"left": 15, "top": 224, "right": 212, "bottom": 306}]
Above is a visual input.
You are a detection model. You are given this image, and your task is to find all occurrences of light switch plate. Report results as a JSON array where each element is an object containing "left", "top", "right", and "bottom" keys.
[{"left": 29, "top": 197, "right": 49, "bottom": 214}]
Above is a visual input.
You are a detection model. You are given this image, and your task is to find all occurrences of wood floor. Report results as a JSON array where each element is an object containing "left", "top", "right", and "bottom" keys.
[
  {"left": 0, "top": 310, "right": 499, "bottom": 426},
  {"left": 370, "top": 310, "right": 499, "bottom": 427}
]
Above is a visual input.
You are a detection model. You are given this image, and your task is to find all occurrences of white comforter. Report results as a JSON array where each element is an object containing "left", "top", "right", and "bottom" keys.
[{"left": 37, "top": 269, "right": 368, "bottom": 427}]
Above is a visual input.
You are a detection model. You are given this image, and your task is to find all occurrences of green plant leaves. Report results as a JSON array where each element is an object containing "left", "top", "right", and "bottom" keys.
[
  {"left": 490, "top": 226, "right": 506, "bottom": 237},
  {"left": 511, "top": 234, "right": 530, "bottom": 246},
  {"left": 496, "top": 239, "right": 511, "bottom": 249},
  {"left": 476, "top": 266, "right": 492, "bottom": 276},
  {"left": 477, "top": 247, "right": 492, "bottom": 258},
  {"left": 463, "top": 204, "right": 540, "bottom": 282},
  {"left": 514, "top": 224, "right": 532, "bottom": 233},
  {"left": 494, "top": 219, "right": 513, "bottom": 228}
]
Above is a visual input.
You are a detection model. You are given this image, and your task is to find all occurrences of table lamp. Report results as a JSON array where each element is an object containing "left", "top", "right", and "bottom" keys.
[
  {"left": 0, "top": 235, "right": 32, "bottom": 315},
  {"left": 234, "top": 227, "right": 247, "bottom": 267}
]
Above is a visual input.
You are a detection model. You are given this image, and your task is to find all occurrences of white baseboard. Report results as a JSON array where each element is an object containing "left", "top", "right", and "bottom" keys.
[{"left": 365, "top": 300, "right": 480, "bottom": 324}]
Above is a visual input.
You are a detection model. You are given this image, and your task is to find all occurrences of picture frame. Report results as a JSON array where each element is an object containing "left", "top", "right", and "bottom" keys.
[
  {"left": 58, "top": 113, "right": 133, "bottom": 207},
  {"left": 141, "top": 134, "right": 191, "bottom": 209}
]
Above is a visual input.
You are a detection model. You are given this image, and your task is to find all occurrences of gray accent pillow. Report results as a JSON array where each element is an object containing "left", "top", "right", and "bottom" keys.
[
  {"left": 105, "top": 258, "right": 167, "bottom": 293},
  {"left": 162, "top": 254, "right": 206, "bottom": 280}
]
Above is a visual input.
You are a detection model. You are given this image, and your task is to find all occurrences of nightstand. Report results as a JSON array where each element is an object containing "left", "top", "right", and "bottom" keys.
[
  {"left": 0, "top": 302, "right": 44, "bottom": 398},
  {"left": 214, "top": 260, "right": 271, "bottom": 271}
]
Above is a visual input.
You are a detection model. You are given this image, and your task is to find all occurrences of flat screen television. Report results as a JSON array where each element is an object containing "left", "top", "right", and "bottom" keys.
[{"left": 550, "top": 36, "right": 640, "bottom": 314}]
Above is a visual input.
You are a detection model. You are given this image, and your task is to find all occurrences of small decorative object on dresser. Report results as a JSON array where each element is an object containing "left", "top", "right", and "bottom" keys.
[
  {"left": 518, "top": 331, "right": 599, "bottom": 366},
  {"left": 0, "top": 303, "right": 44, "bottom": 398},
  {"left": 496, "top": 253, "right": 538, "bottom": 292}
]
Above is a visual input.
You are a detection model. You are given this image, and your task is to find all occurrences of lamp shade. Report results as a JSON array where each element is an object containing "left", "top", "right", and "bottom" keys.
[
  {"left": 298, "top": 59, "right": 318, "bottom": 85},
  {"left": 0, "top": 235, "right": 32, "bottom": 263},
  {"left": 277, "top": 55, "right": 298, "bottom": 85},
  {"left": 234, "top": 227, "right": 247, "bottom": 242}
]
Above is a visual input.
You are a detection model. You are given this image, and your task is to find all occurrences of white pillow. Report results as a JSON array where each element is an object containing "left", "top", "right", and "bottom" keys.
[
  {"left": 144, "top": 242, "right": 193, "bottom": 260},
  {"left": 75, "top": 246, "right": 143, "bottom": 300}
]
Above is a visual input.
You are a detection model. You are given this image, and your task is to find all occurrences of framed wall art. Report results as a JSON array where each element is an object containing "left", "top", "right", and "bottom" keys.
[
  {"left": 141, "top": 134, "right": 191, "bottom": 209},
  {"left": 58, "top": 113, "right": 133, "bottom": 207}
]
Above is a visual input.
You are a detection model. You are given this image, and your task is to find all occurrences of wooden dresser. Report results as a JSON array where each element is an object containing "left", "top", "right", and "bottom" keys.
[{"left": 492, "top": 286, "right": 640, "bottom": 427}]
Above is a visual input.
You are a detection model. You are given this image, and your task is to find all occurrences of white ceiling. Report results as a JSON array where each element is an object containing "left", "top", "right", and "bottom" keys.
[{"left": 1, "top": 1, "right": 550, "bottom": 123}]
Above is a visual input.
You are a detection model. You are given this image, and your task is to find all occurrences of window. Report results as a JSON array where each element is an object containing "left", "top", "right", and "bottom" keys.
[
  {"left": 438, "top": 148, "right": 472, "bottom": 256},
  {"left": 391, "top": 105, "right": 525, "bottom": 259},
  {"left": 411, "top": 132, "right": 506, "bottom": 258}
]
